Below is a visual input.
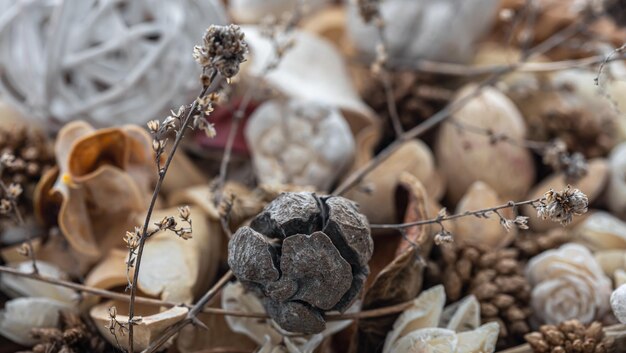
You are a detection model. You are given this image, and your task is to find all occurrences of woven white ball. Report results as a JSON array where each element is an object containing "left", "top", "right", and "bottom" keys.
[{"left": 0, "top": 0, "right": 226, "bottom": 129}]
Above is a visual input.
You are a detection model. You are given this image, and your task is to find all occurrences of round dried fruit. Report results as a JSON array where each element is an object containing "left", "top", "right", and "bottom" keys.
[{"left": 228, "top": 192, "right": 373, "bottom": 334}]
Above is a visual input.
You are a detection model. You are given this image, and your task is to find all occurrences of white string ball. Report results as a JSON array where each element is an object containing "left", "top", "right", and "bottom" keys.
[{"left": 0, "top": 0, "right": 226, "bottom": 130}]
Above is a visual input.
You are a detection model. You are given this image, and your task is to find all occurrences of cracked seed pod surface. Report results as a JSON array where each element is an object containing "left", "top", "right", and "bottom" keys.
[{"left": 228, "top": 192, "right": 373, "bottom": 334}]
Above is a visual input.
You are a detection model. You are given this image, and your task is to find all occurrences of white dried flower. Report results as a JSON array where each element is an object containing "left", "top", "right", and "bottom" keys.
[
  {"left": 178, "top": 205, "right": 191, "bottom": 221},
  {"left": 147, "top": 120, "right": 160, "bottom": 133},
  {"left": 526, "top": 243, "right": 612, "bottom": 325},
  {"left": 542, "top": 139, "right": 588, "bottom": 183},
  {"left": 536, "top": 186, "right": 588, "bottom": 226},
  {"left": 513, "top": 216, "right": 529, "bottom": 230}
]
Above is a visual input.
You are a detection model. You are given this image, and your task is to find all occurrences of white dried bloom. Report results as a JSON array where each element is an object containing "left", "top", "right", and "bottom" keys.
[
  {"left": 536, "top": 186, "right": 588, "bottom": 226},
  {"left": 542, "top": 139, "right": 588, "bottom": 183},
  {"left": 526, "top": 243, "right": 612, "bottom": 325},
  {"left": 513, "top": 216, "right": 529, "bottom": 230}
]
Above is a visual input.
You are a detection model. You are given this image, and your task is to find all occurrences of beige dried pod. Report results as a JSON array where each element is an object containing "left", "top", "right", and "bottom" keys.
[
  {"left": 90, "top": 301, "right": 188, "bottom": 352},
  {"left": 594, "top": 250, "right": 626, "bottom": 280},
  {"left": 245, "top": 99, "right": 355, "bottom": 191},
  {"left": 454, "top": 181, "right": 516, "bottom": 249},
  {"left": 616, "top": 270, "right": 626, "bottom": 287},
  {"left": 611, "top": 284, "right": 626, "bottom": 324},
  {"left": 523, "top": 159, "right": 608, "bottom": 232},
  {"left": 382, "top": 285, "right": 499, "bottom": 353},
  {"left": 344, "top": 139, "right": 439, "bottom": 225},
  {"left": 435, "top": 85, "right": 535, "bottom": 204},
  {"left": 241, "top": 26, "right": 376, "bottom": 137},
  {"left": 229, "top": 0, "right": 329, "bottom": 23},
  {"left": 0, "top": 261, "right": 76, "bottom": 302},
  {"left": 160, "top": 153, "right": 208, "bottom": 197},
  {"left": 222, "top": 282, "right": 355, "bottom": 353},
  {"left": 0, "top": 297, "right": 74, "bottom": 346},
  {"left": 346, "top": 0, "right": 499, "bottom": 64},
  {"left": 574, "top": 212, "right": 626, "bottom": 251},
  {"left": 526, "top": 243, "right": 612, "bottom": 325},
  {"left": 606, "top": 142, "right": 626, "bottom": 218}
]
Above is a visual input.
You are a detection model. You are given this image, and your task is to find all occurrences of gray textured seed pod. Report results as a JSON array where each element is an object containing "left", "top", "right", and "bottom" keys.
[{"left": 228, "top": 192, "right": 373, "bottom": 334}]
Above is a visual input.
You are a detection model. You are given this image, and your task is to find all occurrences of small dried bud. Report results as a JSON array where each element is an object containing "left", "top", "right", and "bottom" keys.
[
  {"left": 0, "top": 199, "right": 11, "bottom": 214},
  {"left": 514, "top": 216, "right": 529, "bottom": 229},
  {"left": 0, "top": 153, "right": 15, "bottom": 167},
  {"left": 147, "top": 120, "right": 160, "bottom": 133},
  {"left": 434, "top": 230, "right": 454, "bottom": 246},
  {"left": 194, "top": 24, "right": 248, "bottom": 78},
  {"left": 178, "top": 228, "right": 193, "bottom": 240},
  {"left": 156, "top": 216, "right": 177, "bottom": 230},
  {"left": 178, "top": 205, "right": 191, "bottom": 221},
  {"left": 124, "top": 230, "right": 140, "bottom": 250},
  {"left": 151, "top": 139, "right": 161, "bottom": 152},
  {"left": 357, "top": 0, "right": 381, "bottom": 23},
  {"left": 109, "top": 306, "right": 117, "bottom": 319},
  {"left": 542, "top": 139, "right": 588, "bottom": 183},
  {"left": 6, "top": 183, "right": 22, "bottom": 199},
  {"left": 17, "top": 243, "right": 31, "bottom": 257},
  {"left": 536, "top": 186, "right": 588, "bottom": 226}
]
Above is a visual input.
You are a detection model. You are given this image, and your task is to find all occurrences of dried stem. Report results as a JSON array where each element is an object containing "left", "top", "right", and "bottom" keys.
[
  {"left": 333, "top": 21, "right": 583, "bottom": 196},
  {"left": 374, "top": 22, "right": 403, "bottom": 137},
  {"left": 369, "top": 198, "right": 540, "bottom": 230},
  {"left": 127, "top": 71, "right": 223, "bottom": 351}
]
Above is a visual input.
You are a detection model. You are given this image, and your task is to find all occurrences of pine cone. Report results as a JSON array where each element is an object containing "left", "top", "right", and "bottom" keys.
[
  {"left": 361, "top": 70, "right": 450, "bottom": 141},
  {"left": 228, "top": 192, "right": 373, "bottom": 334},
  {"left": 24, "top": 311, "right": 112, "bottom": 353},
  {"left": 432, "top": 243, "right": 532, "bottom": 348},
  {"left": 525, "top": 320, "right": 613, "bottom": 353},
  {"left": 0, "top": 125, "right": 54, "bottom": 186},
  {"left": 514, "top": 228, "right": 570, "bottom": 260}
]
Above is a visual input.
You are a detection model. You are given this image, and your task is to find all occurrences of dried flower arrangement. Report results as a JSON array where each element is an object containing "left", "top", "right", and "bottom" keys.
[{"left": 0, "top": 1, "right": 626, "bottom": 353}]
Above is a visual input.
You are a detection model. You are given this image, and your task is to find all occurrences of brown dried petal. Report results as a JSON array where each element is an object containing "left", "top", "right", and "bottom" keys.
[
  {"left": 281, "top": 232, "right": 352, "bottom": 310},
  {"left": 266, "top": 300, "right": 325, "bottom": 335},
  {"left": 228, "top": 226, "right": 279, "bottom": 283}
]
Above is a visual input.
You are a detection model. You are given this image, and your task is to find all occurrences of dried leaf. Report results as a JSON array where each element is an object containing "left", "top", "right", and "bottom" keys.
[{"left": 349, "top": 174, "right": 432, "bottom": 353}]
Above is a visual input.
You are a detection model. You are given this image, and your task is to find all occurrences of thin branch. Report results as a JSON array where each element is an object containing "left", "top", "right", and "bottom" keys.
[
  {"left": 128, "top": 72, "right": 223, "bottom": 351},
  {"left": 370, "top": 199, "right": 540, "bottom": 230},
  {"left": 373, "top": 22, "right": 403, "bottom": 137}
]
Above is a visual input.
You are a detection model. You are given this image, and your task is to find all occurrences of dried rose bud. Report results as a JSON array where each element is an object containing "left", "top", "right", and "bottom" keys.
[{"left": 228, "top": 192, "right": 373, "bottom": 334}]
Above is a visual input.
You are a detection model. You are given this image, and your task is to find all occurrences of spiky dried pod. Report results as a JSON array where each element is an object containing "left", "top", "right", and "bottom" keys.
[{"left": 228, "top": 192, "right": 373, "bottom": 334}]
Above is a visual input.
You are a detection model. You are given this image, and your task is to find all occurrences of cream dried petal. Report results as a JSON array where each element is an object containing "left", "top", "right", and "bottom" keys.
[
  {"left": 455, "top": 322, "right": 499, "bottom": 353},
  {"left": 440, "top": 295, "right": 480, "bottom": 332},
  {"left": 0, "top": 261, "right": 76, "bottom": 303},
  {"left": 575, "top": 212, "right": 626, "bottom": 251},
  {"left": 382, "top": 285, "right": 446, "bottom": 353},
  {"left": 0, "top": 297, "right": 74, "bottom": 345},
  {"left": 390, "top": 328, "right": 457, "bottom": 353}
]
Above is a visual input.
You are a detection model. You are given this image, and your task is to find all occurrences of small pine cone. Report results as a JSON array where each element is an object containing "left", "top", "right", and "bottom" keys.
[
  {"left": 514, "top": 229, "right": 570, "bottom": 260},
  {"left": 361, "top": 70, "right": 450, "bottom": 142},
  {"left": 432, "top": 243, "right": 532, "bottom": 348},
  {"left": 525, "top": 320, "right": 612, "bottom": 353}
]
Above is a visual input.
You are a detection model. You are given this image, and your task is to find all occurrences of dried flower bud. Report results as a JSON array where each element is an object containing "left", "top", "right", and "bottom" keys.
[
  {"left": 178, "top": 228, "right": 193, "bottom": 240},
  {"left": 124, "top": 230, "right": 140, "bottom": 250},
  {"left": 357, "top": 0, "right": 381, "bottom": 23},
  {"left": 193, "top": 24, "right": 248, "bottom": 78},
  {"left": 434, "top": 230, "right": 454, "bottom": 245},
  {"left": 536, "top": 186, "right": 588, "bottom": 226},
  {"left": 542, "top": 139, "right": 588, "bottom": 183},
  {"left": 147, "top": 120, "right": 160, "bottom": 133},
  {"left": 17, "top": 243, "right": 31, "bottom": 257},
  {"left": 6, "top": 183, "right": 22, "bottom": 199},
  {"left": 228, "top": 192, "right": 373, "bottom": 334},
  {"left": 156, "top": 216, "right": 177, "bottom": 230},
  {"left": 0, "top": 199, "right": 12, "bottom": 214},
  {"left": 514, "top": 216, "right": 529, "bottom": 230},
  {"left": 178, "top": 205, "right": 191, "bottom": 221}
]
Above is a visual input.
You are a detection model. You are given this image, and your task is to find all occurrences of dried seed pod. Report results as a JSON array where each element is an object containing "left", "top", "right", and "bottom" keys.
[{"left": 228, "top": 192, "right": 373, "bottom": 334}]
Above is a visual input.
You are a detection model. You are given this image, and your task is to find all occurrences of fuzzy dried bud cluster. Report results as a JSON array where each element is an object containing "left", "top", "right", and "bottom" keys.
[
  {"left": 228, "top": 192, "right": 373, "bottom": 334},
  {"left": 536, "top": 186, "right": 588, "bottom": 226},
  {"left": 525, "top": 320, "right": 611, "bottom": 353},
  {"left": 543, "top": 139, "right": 588, "bottom": 183},
  {"left": 193, "top": 24, "right": 248, "bottom": 79}
]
